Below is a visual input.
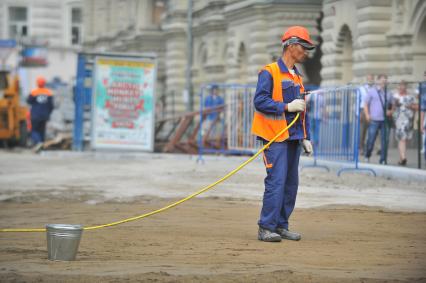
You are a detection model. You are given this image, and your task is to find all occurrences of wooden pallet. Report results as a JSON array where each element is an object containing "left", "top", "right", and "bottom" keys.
[{"left": 155, "top": 105, "right": 225, "bottom": 154}]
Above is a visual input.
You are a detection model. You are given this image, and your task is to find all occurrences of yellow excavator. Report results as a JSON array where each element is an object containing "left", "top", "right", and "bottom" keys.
[{"left": 0, "top": 70, "right": 28, "bottom": 147}]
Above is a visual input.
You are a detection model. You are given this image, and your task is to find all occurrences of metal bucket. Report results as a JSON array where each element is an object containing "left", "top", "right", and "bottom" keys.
[{"left": 46, "top": 224, "right": 83, "bottom": 261}]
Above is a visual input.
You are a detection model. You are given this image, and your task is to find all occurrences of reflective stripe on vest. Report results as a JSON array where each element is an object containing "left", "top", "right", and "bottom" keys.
[
  {"left": 251, "top": 61, "right": 307, "bottom": 142},
  {"left": 30, "top": 88, "right": 53, "bottom": 97}
]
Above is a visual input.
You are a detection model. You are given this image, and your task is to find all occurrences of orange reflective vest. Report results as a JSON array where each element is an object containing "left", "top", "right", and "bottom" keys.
[
  {"left": 27, "top": 87, "right": 54, "bottom": 120},
  {"left": 30, "top": 87, "right": 53, "bottom": 97},
  {"left": 251, "top": 61, "right": 307, "bottom": 142}
]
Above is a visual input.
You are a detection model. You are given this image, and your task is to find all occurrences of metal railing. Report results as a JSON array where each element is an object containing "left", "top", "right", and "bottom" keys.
[
  {"left": 304, "top": 86, "right": 376, "bottom": 176},
  {"left": 197, "top": 84, "right": 258, "bottom": 162},
  {"left": 196, "top": 82, "right": 426, "bottom": 171}
]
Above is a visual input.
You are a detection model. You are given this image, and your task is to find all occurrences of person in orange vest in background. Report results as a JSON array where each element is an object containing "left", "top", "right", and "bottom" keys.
[
  {"left": 252, "top": 26, "right": 314, "bottom": 242},
  {"left": 27, "top": 76, "right": 54, "bottom": 148}
]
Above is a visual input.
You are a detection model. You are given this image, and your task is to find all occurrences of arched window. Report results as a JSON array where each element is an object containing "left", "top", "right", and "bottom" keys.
[{"left": 338, "top": 24, "right": 353, "bottom": 84}]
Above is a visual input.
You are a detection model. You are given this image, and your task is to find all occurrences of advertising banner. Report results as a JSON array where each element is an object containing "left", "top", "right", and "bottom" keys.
[
  {"left": 20, "top": 45, "right": 48, "bottom": 67},
  {"left": 91, "top": 56, "right": 156, "bottom": 151}
]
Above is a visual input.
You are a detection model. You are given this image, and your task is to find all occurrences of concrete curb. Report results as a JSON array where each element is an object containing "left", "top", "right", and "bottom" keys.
[
  {"left": 39, "top": 150, "right": 426, "bottom": 182},
  {"left": 299, "top": 156, "right": 426, "bottom": 182}
]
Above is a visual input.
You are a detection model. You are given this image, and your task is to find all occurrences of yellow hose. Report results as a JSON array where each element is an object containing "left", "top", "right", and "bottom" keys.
[{"left": 1, "top": 113, "right": 299, "bottom": 233}]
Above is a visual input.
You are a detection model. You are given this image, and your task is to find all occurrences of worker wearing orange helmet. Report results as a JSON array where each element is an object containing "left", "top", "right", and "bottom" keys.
[
  {"left": 252, "top": 26, "right": 315, "bottom": 242},
  {"left": 27, "top": 76, "right": 54, "bottom": 148}
]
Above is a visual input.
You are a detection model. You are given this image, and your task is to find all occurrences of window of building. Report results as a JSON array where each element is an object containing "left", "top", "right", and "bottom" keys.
[
  {"left": 8, "top": 6, "right": 28, "bottom": 38},
  {"left": 71, "top": 7, "right": 82, "bottom": 45}
]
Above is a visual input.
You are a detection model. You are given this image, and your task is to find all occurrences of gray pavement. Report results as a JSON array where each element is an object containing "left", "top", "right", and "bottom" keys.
[
  {"left": 368, "top": 146, "right": 426, "bottom": 170},
  {"left": 0, "top": 150, "right": 425, "bottom": 213}
]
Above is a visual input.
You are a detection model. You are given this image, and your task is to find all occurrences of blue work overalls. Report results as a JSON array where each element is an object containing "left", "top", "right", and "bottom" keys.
[
  {"left": 27, "top": 87, "right": 54, "bottom": 144},
  {"left": 253, "top": 58, "right": 309, "bottom": 231}
]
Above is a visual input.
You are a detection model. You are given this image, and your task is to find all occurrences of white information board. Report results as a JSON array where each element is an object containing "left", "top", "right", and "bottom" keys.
[{"left": 91, "top": 56, "right": 156, "bottom": 151}]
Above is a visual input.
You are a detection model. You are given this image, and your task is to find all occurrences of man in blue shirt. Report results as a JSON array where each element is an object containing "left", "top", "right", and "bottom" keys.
[
  {"left": 203, "top": 85, "right": 224, "bottom": 139},
  {"left": 364, "top": 74, "right": 393, "bottom": 164},
  {"left": 204, "top": 85, "right": 224, "bottom": 121}
]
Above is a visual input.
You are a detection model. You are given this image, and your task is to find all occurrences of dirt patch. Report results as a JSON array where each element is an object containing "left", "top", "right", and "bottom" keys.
[{"left": 0, "top": 199, "right": 425, "bottom": 282}]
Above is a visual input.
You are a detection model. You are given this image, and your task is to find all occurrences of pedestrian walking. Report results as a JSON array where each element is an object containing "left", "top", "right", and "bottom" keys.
[
  {"left": 364, "top": 74, "right": 393, "bottom": 164},
  {"left": 392, "top": 81, "right": 418, "bottom": 165}
]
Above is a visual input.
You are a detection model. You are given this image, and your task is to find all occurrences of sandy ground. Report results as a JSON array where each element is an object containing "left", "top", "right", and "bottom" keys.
[{"left": 0, "top": 150, "right": 426, "bottom": 282}]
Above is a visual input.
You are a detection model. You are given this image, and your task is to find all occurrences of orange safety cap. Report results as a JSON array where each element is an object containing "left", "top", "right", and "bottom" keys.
[
  {"left": 281, "top": 26, "right": 314, "bottom": 44},
  {"left": 36, "top": 76, "right": 46, "bottom": 88}
]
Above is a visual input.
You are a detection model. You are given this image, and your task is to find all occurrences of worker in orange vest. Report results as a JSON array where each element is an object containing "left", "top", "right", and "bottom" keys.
[
  {"left": 27, "top": 76, "right": 54, "bottom": 148},
  {"left": 252, "top": 26, "right": 314, "bottom": 242}
]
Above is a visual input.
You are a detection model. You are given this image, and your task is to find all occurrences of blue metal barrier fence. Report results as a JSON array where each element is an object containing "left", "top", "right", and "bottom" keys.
[
  {"left": 197, "top": 83, "right": 377, "bottom": 176},
  {"left": 197, "top": 84, "right": 258, "bottom": 162},
  {"left": 305, "top": 86, "right": 376, "bottom": 176}
]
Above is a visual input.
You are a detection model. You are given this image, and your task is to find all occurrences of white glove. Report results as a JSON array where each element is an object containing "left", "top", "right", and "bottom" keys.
[
  {"left": 302, "top": 139, "right": 313, "bottom": 155},
  {"left": 287, "top": 99, "right": 306, "bottom": 112}
]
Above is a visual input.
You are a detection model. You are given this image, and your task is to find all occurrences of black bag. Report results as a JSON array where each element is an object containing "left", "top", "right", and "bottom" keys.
[{"left": 376, "top": 90, "right": 394, "bottom": 128}]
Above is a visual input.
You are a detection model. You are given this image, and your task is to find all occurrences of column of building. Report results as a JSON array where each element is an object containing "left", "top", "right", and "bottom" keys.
[
  {"left": 247, "top": 14, "right": 270, "bottom": 84},
  {"left": 162, "top": 1, "right": 188, "bottom": 113},
  {"left": 386, "top": 0, "right": 419, "bottom": 81},
  {"left": 353, "top": 0, "right": 392, "bottom": 81},
  {"left": 135, "top": 0, "right": 154, "bottom": 31},
  {"left": 320, "top": 2, "right": 344, "bottom": 86},
  {"left": 203, "top": 32, "right": 226, "bottom": 85},
  {"left": 224, "top": 28, "right": 240, "bottom": 84}
]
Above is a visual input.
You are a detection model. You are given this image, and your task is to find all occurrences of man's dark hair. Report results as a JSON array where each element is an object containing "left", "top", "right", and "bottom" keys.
[
  {"left": 211, "top": 85, "right": 219, "bottom": 95},
  {"left": 377, "top": 74, "right": 387, "bottom": 80}
]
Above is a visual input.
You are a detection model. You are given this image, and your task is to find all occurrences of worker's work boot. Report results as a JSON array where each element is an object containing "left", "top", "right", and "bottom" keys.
[
  {"left": 258, "top": 227, "right": 281, "bottom": 242},
  {"left": 276, "top": 228, "right": 301, "bottom": 241}
]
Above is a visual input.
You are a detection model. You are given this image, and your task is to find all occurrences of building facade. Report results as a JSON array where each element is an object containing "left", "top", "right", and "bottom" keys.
[
  {"left": 83, "top": 0, "right": 321, "bottom": 112},
  {"left": 321, "top": 0, "right": 426, "bottom": 86},
  {"left": 0, "top": 0, "right": 83, "bottom": 94},
  {"left": 83, "top": 0, "right": 425, "bottom": 112}
]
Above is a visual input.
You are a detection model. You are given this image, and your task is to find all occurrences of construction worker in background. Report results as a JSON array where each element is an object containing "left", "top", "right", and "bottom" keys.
[
  {"left": 27, "top": 76, "right": 54, "bottom": 150},
  {"left": 203, "top": 84, "right": 225, "bottom": 139},
  {"left": 252, "top": 26, "right": 314, "bottom": 242}
]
